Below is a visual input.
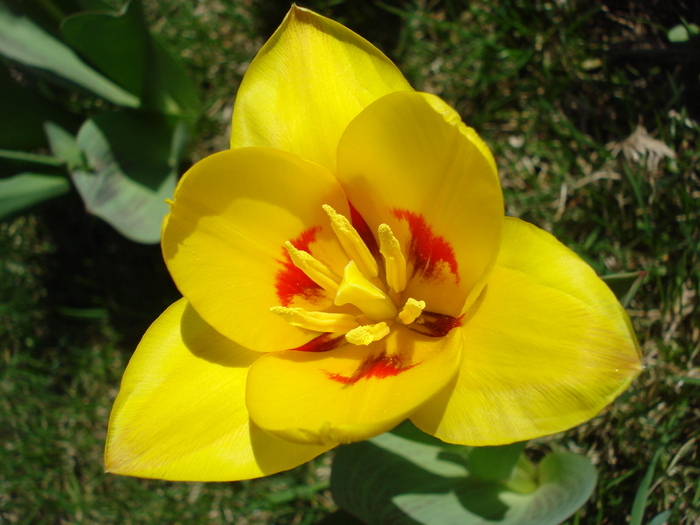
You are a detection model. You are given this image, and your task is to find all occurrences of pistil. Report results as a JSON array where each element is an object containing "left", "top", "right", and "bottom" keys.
[
  {"left": 334, "top": 261, "right": 398, "bottom": 321},
  {"left": 272, "top": 205, "right": 445, "bottom": 347}
]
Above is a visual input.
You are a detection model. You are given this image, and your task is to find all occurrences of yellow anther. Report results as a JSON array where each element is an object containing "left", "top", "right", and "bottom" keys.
[
  {"left": 378, "top": 223, "right": 407, "bottom": 293},
  {"left": 284, "top": 242, "right": 340, "bottom": 293},
  {"left": 323, "top": 205, "right": 378, "bottom": 279},
  {"left": 345, "top": 322, "right": 391, "bottom": 346},
  {"left": 270, "top": 306, "right": 359, "bottom": 333},
  {"left": 335, "top": 261, "right": 398, "bottom": 322},
  {"left": 398, "top": 298, "right": 426, "bottom": 325}
]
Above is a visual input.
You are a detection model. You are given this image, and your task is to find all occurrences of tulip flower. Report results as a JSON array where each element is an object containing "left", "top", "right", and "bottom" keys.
[{"left": 105, "top": 6, "right": 642, "bottom": 481}]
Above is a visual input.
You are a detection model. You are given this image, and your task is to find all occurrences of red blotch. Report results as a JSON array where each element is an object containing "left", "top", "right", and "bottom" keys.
[
  {"left": 275, "top": 227, "right": 324, "bottom": 306},
  {"left": 290, "top": 334, "right": 345, "bottom": 353},
  {"left": 392, "top": 209, "right": 459, "bottom": 282},
  {"left": 410, "top": 312, "right": 463, "bottom": 338},
  {"left": 349, "top": 201, "right": 379, "bottom": 257},
  {"left": 326, "top": 352, "right": 417, "bottom": 385}
]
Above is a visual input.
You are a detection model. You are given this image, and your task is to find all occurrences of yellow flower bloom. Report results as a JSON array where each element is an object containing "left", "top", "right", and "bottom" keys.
[{"left": 105, "top": 6, "right": 642, "bottom": 481}]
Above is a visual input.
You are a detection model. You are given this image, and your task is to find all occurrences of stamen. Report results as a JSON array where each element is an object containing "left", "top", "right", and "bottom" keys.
[
  {"left": 284, "top": 241, "right": 340, "bottom": 293},
  {"left": 345, "top": 322, "right": 391, "bottom": 346},
  {"left": 378, "top": 224, "right": 407, "bottom": 293},
  {"left": 335, "top": 261, "right": 398, "bottom": 322},
  {"left": 398, "top": 298, "right": 426, "bottom": 325},
  {"left": 270, "top": 306, "right": 359, "bottom": 333},
  {"left": 323, "top": 205, "right": 378, "bottom": 279}
]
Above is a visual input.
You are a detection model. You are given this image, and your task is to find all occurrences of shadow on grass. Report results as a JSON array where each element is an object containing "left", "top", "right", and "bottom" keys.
[{"left": 39, "top": 190, "right": 179, "bottom": 352}]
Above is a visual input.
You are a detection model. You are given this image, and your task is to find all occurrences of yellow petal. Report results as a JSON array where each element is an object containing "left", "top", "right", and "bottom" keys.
[
  {"left": 105, "top": 299, "right": 331, "bottom": 481},
  {"left": 245, "top": 325, "right": 464, "bottom": 445},
  {"left": 162, "top": 147, "right": 351, "bottom": 352},
  {"left": 230, "top": 5, "right": 412, "bottom": 171},
  {"left": 336, "top": 91, "right": 503, "bottom": 316},
  {"left": 411, "top": 218, "right": 643, "bottom": 445}
]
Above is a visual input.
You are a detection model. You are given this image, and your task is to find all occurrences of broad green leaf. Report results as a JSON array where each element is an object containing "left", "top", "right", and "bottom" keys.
[
  {"left": 71, "top": 118, "right": 178, "bottom": 243},
  {"left": 61, "top": 0, "right": 200, "bottom": 115},
  {"left": 0, "top": 172, "right": 70, "bottom": 219},
  {"left": 61, "top": 0, "right": 148, "bottom": 99},
  {"left": 602, "top": 271, "right": 646, "bottom": 307},
  {"left": 387, "top": 421, "right": 529, "bottom": 486},
  {"left": 44, "top": 121, "right": 86, "bottom": 170},
  {"left": 0, "top": 4, "right": 139, "bottom": 107},
  {"left": 87, "top": 111, "right": 186, "bottom": 190},
  {"left": 332, "top": 439, "right": 456, "bottom": 524},
  {"left": 332, "top": 427, "right": 596, "bottom": 525},
  {"left": 647, "top": 509, "right": 672, "bottom": 525},
  {"left": 372, "top": 432, "right": 468, "bottom": 479},
  {"left": 147, "top": 33, "right": 201, "bottom": 115},
  {"left": 6, "top": 0, "right": 112, "bottom": 33},
  {"left": 393, "top": 453, "right": 596, "bottom": 525},
  {"left": 465, "top": 442, "right": 528, "bottom": 484},
  {"left": 0, "top": 63, "right": 79, "bottom": 150}
]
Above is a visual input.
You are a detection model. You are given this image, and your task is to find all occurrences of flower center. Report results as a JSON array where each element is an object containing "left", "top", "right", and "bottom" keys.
[{"left": 271, "top": 205, "right": 428, "bottom": 346}]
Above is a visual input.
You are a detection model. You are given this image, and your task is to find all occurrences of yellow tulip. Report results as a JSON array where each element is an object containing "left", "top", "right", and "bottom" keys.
[{"left": 105, "top": 6, "right": 642, "bottom": 481}]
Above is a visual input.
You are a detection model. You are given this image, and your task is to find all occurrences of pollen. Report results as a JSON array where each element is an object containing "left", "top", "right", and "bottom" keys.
[
  {"left": 398, "top": 298, "right": 426, "bottom": 325},
  {"left": 284, "top": 241, "right": 340, "bottom": 293},
  {"left": 345, "top": 322, "right": 391, "bottom": 346},
  {"left": 378, "top": 223, "right": 407, "bottom": 293},
  {"left": 323, "top": 204, "right": 378, "bottom": 279},
  {"left": 270, "top": 306, "right": 359, "bottom": 332}
]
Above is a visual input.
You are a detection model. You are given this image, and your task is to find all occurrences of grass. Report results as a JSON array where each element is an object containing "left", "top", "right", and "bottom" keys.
[{"left": 1, "top": 0, "right": 698, "bottom": 523}]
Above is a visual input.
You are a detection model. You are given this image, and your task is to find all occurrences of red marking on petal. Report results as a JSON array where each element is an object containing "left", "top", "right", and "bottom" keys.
[
  {"left": 392, "top": 209, "right": 459, "bottom": 283},
  {"left": 275, "top": 227, "right": 324, "bottom": 306},
  {"left": 349, "top": 201, "right": 379, "bottom": 257},
  {"left": 410, "top": 312, "right": 462, "bottom": 338},
  {"left": 326, "top": 352, "right": 417, "bottom": 385},
  {"left": 290, "top": 334, "right": 346, "bottom": 353}
]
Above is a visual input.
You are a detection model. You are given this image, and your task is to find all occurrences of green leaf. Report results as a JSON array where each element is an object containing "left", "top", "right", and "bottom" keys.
[
  {"left": 673, "top": 376, "right": 700, "bottom": 386},
  {"left": 0, "top": 172, "right": 71, "bottom": 219},
  {"left": 55, "top": 306, "right": 110, "bottom": 319},
  {"left": 147, "top": 33, "right": 201, "bottom": 115},
  {"left": 668, "top": 23, "right": 700, "bottom": 43},
  {"left": 60, "top": 0, "right": 149, "bottom": 99},
  {"left": 394, "top": 453, "right": 595, "bottom": 525},
  {"left": 0, "top": 63, "right": 79, "bottom": 150},
  {"left": 465, "top": 442, "right": 528, "bottom": 484},
  {"left": 268, "top": 480, "right": 329, "bottom": 504},
  {"left": 0, "top": 4, "right": 139, "bottom": 107},
  {"left": 69, "top": 115, "right": 182, "bottom": 243},
  {"left": 44, "top": 121, "right": 86, "bottom": 170},
  {"left": 630, "top": 448, "right": 662, "bottom": 525},
  {"left": 332, "top": 428, "right": 597, "bottom": 525},
  {"left": 647, "top": 510, "right": 672, "bottom": 525},
  {"left": 0, "top": 149, "right": 63, "bottom": 167},
  {"left": 86, "top": 111, "right": 187, "bottom": 190},
  {"left": 601, "top": 271, "right": 646, "bottom": 307},
  {"left": 61, "top": 0, "right": 200, "bottom": 115}
]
